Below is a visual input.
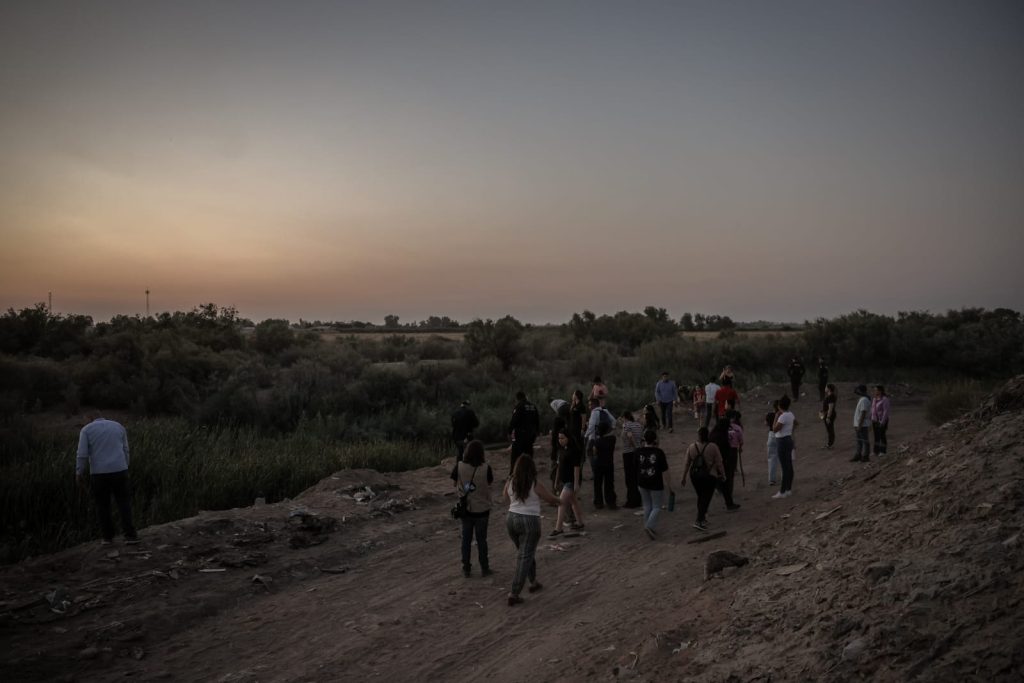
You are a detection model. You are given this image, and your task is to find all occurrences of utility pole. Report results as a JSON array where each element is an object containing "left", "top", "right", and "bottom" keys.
[
  {"left": 146, "top": 289, "right": 150, "bottom": 317},
  {"left": 48, "top": 291, "right": 52, "bottom": 312}
]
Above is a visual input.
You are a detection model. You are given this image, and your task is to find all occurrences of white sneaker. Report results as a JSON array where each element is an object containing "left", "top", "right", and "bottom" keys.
[
  {"left": 771, "top": 492, "right": 785, "bottom": 499},
  {"left": 783, "top": 491, "right": 793, "bottom": 498}
]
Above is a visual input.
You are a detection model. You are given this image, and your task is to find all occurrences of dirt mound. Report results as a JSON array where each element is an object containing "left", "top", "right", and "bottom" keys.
[{"left": 635, "top": 377, "right": 1024, "bottom": 681}]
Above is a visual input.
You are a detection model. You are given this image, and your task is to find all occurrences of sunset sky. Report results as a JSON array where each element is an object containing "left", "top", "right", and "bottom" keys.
[{"left": 1, "top": 1, "right": 1022, "bottom": 324}]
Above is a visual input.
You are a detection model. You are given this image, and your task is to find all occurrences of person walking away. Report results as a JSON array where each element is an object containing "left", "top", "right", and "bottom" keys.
[
  {"left": 822, "top": 384, "right": 837, "bottom": 449},
  {"left": 817, "top": 358, "right": 829, "bottom": 403},
  {"left": 681, "top": 428, "right": 726, "bottom": 531},
  {"left": 635, "top": 430, "right": 673, "bottom": 540},
  {"left": 692, "top": 383, "right": 706, "bottom": 423},
  {"left": 772, "top": 396, "right": 798, "bottom": 498},
  {"left": 851, "top": 385, "right": 871, "bottom": 462},
  {"left": 787, "top": 357, "right": 805, "bottom": 401},
  {"left": 508, "top": 391, "right": 540, "bottom": 473},
  {"left": 728, "top": 410, "right": 744, "bottom": 490},
  {"left": 765, "top": 401, "right": 780, "bottom": 484},
  {"left": 704, "top": 377, "right": 720, "bottom": 428},
  {"left": 715, "top": 377, "right": 739, "bottom": 422},
  {"left": 655, "top": 372, "right": 678, "bottom": 433},
  {"left": 584, "top": 398, "right": 615, "bottom": 472},
  {"left": 719, "top": 365, "right": 735, "bottom": 384},
  {"left": 871, "top": 385, "right": 891, "bottom": 457},
  {"left": 588, "top": 420, "right": 618, "bottom": 509},
  {"left": 502, "top": 456, "right": 559, "bottom": 606},
  {"left": 710, "top": 416, "right": 741, "bottom": 511},
  {"left": 620, "top": 411, "right": 644, "bottom": 508},
  {"left": 548, "top": 399, "right": 570, "bottom": 488},
  {"left": 590, "top": 376, "right": 609, "bottom": 407},
  {"left": 568, "top": 389, "right": 588, "bottom": 450},
  {"left": 549, "top": 432, "right": 585, "bottom": 536},
  {"left": 455, "top": 440, "right": 494, "bottom": 577},
  {"left": 76, "top": 411, "right": 138, "bottom": 545},
  {"left": 451, "top": 400, "right": 479, "bottom": 462}
]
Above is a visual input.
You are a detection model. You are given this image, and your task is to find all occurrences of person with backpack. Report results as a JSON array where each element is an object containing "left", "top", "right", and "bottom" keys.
[
  {"left": 508, "top": 391, "right": 540, "bottom": 473},
  {"left": 454, "top": 440, "right": 494, "bottom": 578},
  {"left": 620, "top": 411, "right": 644, "bottom": 508},
  {"left": 681, "top": 427, "right": 725, "bottom": 531},
  {"left": 772, "top": 395, "right": 798, "bottom": 498},
  {"left": 635, "top": 429, "right": 673, "bottom": 540}
]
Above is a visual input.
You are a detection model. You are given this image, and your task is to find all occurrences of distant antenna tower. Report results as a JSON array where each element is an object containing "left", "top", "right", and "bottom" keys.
[
  {"left": 48, "top": 291, "right": 52, "bottom": 312},
  {"left": 146, "top": 289, "right": 150, "bottom": 317}
]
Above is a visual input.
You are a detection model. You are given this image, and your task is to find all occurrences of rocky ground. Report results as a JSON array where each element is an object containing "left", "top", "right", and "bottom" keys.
[{"left": 1, "top": 379, "right": 1021, "bottom": 682}]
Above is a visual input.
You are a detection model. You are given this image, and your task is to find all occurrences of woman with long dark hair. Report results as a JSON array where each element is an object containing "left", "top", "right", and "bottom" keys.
[
  {"left": 502, "top": 456, "right": 559, "bottom": 606},
  {"left": 455, "top": 440, "right": 494, "bottom": 577},
  {"left": 772, "top": 395, "right": 798, "bottom": 498},
  {"left": 549, "top": 431, "right": 585, "bottom": 536},
  {"left": 681, "top": 427, "right": 725, "bottom": 531},
  {"left": 822, "top": 383, "right": 837, "bottom": 449},
  {"left": 568, "top": 389, "right": 587, "bottom": 449}
]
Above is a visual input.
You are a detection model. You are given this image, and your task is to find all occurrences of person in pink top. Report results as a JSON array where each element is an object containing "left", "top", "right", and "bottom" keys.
[
  {"left": 871, "top": 385, "right": 891, "bottom": 457},
  {"left": 590, "top": 376, "right": 609, "bottom": 407}
]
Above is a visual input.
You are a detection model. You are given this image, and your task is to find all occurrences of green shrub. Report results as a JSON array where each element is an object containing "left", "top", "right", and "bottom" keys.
[{"left": 925, "top": 381, "right": 985, "bottom": 425}]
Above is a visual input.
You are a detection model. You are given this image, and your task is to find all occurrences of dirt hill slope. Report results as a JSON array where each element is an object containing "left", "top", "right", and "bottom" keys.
[{"left": 1, "top": 380, "right": 1021, "bottom": 682}]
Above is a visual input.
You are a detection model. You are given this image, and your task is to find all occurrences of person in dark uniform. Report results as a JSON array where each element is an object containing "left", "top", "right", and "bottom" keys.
[
  {"left": 817, "top": 357, "right": 829, "bottom": 403},
  {"left": 451, "top": 400, "right": 479, "bottom": 462},
  {"left": 508, "top": 391, "right": 540, "bottom": 472},
  {"left": 787, "top": 357, "right": 806, "bottom": 401}
]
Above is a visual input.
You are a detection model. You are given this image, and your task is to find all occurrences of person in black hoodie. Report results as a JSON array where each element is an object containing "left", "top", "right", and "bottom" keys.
[
  {"left": 451, "top": 400, "right": 479, "bottom": 462},
  {"left": 508, "top": 391, "right": 540, "bottom": 473},
  {"left": 711, "top": 417, "right": 740, "bottom": 512},
  {"left": 788, "top": 357, "right": 806, "bottom": 401},
  {"left": 588, "top": 420, "right": 618, "bottom": 510},
  {"left": 817, "top": 358, "right": 829, "bottom": 403}
]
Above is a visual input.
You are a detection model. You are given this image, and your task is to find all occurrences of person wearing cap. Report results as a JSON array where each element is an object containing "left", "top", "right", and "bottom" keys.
[
  {"left": 451, "top": 400, "right": 479, "bottom": 462},
  {"left": 851, "top": 385, "right": 872, "bottom": 462},
  {"left": 655, "top": 371, "right": 678, "bottom": 433},
  {"left": 76, "top": 410, "right": 139, "bottom": 545}
]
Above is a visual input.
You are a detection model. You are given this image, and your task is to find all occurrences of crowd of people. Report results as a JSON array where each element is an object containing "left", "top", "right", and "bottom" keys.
[{"left": 448, "top": 360, "right": 894, "bottom": 606}]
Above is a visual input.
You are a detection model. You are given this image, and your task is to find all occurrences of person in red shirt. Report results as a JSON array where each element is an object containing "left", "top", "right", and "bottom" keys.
[{"left": 715, "top": 377, "right": 739, "bottom": 417}]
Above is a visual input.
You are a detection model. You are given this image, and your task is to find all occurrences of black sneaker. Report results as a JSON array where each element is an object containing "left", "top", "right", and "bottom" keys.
[
  {"left": 462, "top": 566, "right": 471, "bottom": 578},
  {"left": 726, "top": 504, "right": 741, "bottom": 512},
  {"left": 481, "top": 568, "right": 493, "bottom": 577}
]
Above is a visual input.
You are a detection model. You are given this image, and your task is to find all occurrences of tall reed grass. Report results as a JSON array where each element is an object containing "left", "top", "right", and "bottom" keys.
[{"left": 0, "top": 417, "right": 445, "bottom": 562}]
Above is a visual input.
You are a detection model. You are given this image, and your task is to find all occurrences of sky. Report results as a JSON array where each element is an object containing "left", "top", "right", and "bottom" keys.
[{"left": 1, "top": 0, "right": 1022, "bottom": 324}]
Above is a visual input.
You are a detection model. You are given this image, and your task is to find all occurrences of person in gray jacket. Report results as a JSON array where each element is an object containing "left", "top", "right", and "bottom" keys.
[{"left": 77, "top": 411, "right": 138, "bottom": 545}]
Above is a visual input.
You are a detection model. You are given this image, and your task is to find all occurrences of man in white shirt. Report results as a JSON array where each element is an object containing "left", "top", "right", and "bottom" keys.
[
  {"left": 851, "top": 385, "right": 872, "bottom": 462},
  {"left": 704, "top": 377, "right": 720, "bottom": 429},
  {"left": 77, "top": 411, "right": 139, "bottom": 545}
]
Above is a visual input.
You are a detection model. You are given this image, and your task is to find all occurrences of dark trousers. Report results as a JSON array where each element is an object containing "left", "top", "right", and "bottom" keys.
[
  {"left": 91, "top": 470, "right": 136, "bottom": 541},
  {"left": 460, "top": 513, "right": 490, "bottom": 570},
  {"left": 872, "top": 421, "right": 888, "bottom": 455},
  {"left": 622, "top": 451, "right": 641, "bottom": 507},
  {"left": 659, "top": 402, "right": 674, "bottom": 430},
  {"left": 592, "top": 460, "right": 617, "bottom": 507},
  {"left": 704, "top": 403, "right": 716, "bottom": 429},
  {"left": 790, "top": 380, "right": 801, "bottom": 400},
  {"left": 510, "top": 442, "right": 534, "bottom": 473},
  {"left": 818, "top": 383, "right": 827, "bottom": 403},
  {"left": 855, "top": 426, "right": 870, "bottom": 460},
  {"left": 776, "top": 436, "right": 794, "bottom": 493},
  {"left": 717, "top": 447, "right": 738, "bottom": 506},
  {"left": 691, "top": 474, "right": 717, "bottom": 523},
  {"left": 824, "top": 418, "right": 836, "bottom": 447},
  {"left": 454, "top": 439, "right": 467, "bottom": 462}
]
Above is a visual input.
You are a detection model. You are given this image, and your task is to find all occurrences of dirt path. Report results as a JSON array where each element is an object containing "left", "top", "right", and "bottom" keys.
[{"left": 0, "top": 382, "right": 940, "bottom": 681}]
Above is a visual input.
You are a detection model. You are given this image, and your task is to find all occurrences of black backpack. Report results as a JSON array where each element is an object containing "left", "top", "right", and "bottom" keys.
[{"left": 690, "top": 443, "right": 710, "bottom": 478}]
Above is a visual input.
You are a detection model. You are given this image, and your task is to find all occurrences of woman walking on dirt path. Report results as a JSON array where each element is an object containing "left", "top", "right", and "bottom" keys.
[
  {"left": 620, "top": 411, "right": 644, "bottom": 508},
  {"left": 502, "top": 456, "right": 559, "bottom": 606},
  {"left": 455, "top": 440, "right": 494, "bottom": 578},
  {"left": 635, "top": 430, "right": 673, "bottom": 540},
  {"left": 549, "top": 432, "right": 585, "bottom": 537},
  {"left": 871, "top": 385, "right": 891, "bottom": 457},
  {"left": 772, "top": 395, "right": 797, "bottom": 499},
  {"left": 821, "top": 384, "right": 837, "bottom": 449},
  {"left": 711, "top": 417, "right": 740, "bottom": 511},
  {"left": 681, "top": 427, "right": 725, "bottom": 531}
]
